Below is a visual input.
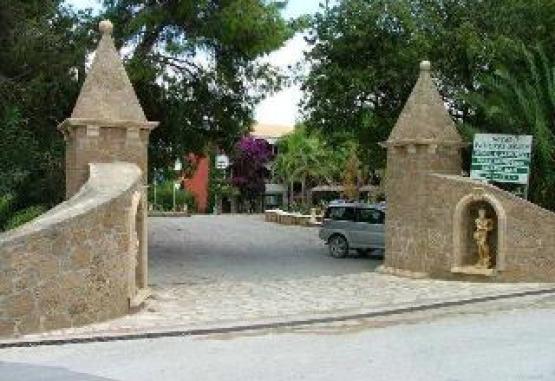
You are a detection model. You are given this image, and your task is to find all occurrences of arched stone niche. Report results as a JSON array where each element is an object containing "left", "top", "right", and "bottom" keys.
[
  {"left": 452, "top": 188, "right": 507, "bottom": 275},
  {"left": 128, "top": 190, "right": 148, "bottom": 305}
]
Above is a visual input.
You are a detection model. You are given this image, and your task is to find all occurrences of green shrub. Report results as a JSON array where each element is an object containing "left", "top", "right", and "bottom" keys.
[
  {"left": 287, "top": 202, "right": 312, "bottom": 215},
  {"left": 148, "top": 181, "right": 197, "bottom": 212},
  {"left": 4, "top": 205, "right": 47, "bottom": 231}
]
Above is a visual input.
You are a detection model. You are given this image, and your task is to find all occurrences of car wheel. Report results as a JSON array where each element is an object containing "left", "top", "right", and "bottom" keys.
[{"left": 329, "top": 235, "right": 348, "bottom": 258}]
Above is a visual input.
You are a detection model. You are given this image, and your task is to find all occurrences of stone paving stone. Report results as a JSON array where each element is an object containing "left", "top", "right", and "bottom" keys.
[{"left": 13, "top": 271, "right": 549, "bottom": 342}]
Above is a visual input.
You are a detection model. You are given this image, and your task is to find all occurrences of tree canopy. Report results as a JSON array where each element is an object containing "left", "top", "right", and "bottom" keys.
[
  {"left": 0, "top": 0, "right": 296, "bottom": 228},
  {"left": 301, "top": 0, "right": 555, "bottom": 209},
  {"left": 3, "top": 0, "right": 555, "bottom": 221},
  {"left": 274, "top": 126, "right": 350, "bottom": 206},
  {"left": 304, "top": 0, "right": 555, "bottom": 132},
  {"left": 102, "top": 0, "right": 296, "bottom": 174},
  {"left": 0, "top": 0, "right": 94, "bottom": 229}
]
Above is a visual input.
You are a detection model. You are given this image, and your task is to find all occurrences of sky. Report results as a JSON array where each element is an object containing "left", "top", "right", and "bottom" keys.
[{"left": 65, "top": 0, "right": 323, "bottom": 126}]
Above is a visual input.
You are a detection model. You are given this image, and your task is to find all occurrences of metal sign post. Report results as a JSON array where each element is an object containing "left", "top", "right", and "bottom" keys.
[{"left": 213, "top": 154, "right": 230, "bottom": 215}]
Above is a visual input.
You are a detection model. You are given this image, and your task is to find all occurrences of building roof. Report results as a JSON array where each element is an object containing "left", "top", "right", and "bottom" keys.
[
  {"left": 70, "top": 20, "right": 147, "bottom": 123},
  {"left": 386, "top": 61, "right": 462, "bottom": 146},
  {"left": 251, "top": 123, "right": 295, "bottom": 139}
]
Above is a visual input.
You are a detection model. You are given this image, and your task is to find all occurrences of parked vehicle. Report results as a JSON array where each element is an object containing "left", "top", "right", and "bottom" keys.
[{"left": 319, "top": 202, "right": 385, "bottom": 258}]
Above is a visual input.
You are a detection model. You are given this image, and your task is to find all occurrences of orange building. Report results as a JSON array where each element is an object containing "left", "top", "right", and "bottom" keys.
[
  {"left": 183, "top": 153, "right": 210, "bottom": 213},
  {"left": 183, "top": 123, "right": 293, "bottom": 213}
]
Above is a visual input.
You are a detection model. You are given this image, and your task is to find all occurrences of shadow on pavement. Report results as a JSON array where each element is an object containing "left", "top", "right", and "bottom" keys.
[{"left": 0, "top": 361, "right": 118, "bottom": 381}]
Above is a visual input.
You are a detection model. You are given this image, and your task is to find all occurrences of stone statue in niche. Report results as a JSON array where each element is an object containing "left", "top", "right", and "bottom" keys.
[{"left": 473, "top": 208, "right": 494, "bottom": 268}]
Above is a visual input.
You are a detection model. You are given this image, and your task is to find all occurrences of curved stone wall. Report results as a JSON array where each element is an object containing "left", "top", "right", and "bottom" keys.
[
  {"left": 0, "top": 162, "right": 142, "bottom": 337},
  {"left": 385, "top": 173, "right": 555, "bottom": 282}
]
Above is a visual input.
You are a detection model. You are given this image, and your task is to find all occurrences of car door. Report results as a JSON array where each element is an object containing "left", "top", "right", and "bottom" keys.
[
  {"left": 354, "top": 208, "right": 385, "bottom": 249},
  {"left": 349, "top": 208, "right": 372, "bottom": 249}
]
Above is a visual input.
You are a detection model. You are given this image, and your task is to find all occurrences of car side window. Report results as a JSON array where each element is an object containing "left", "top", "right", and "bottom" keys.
[
  {"left": 342, "top": 207, "right": 356, "bottom": 221},
  {"left": 358, "top": 208, "right": 384, "bottom": 224},
  {"left": 325, "top": 207, "right": 342, "bottom": 220},
  {"left": 325, "top": 207, "right": 356, "bottom": 221}
]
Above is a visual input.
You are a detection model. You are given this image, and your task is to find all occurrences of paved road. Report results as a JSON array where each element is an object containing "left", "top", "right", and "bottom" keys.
[
  {"left": 148, "top": 214, "right": 380, "bottom": 286},
  {"left": 2, "top": 303, "right": 555, "bottom": 381}
]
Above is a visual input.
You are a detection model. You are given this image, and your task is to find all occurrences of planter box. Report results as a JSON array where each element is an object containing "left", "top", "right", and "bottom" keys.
[
  {"left": 265, "top": 209, "right": 322, "bottom": 227},
  {"left": 264, "top": 210, "right": 279, "bottom": 222},
  {"left": 279, "top": 213, "right": 296, "bottom": 225},
  {"left": 295, "top": 215, "right": 312, "bottom": 226}
]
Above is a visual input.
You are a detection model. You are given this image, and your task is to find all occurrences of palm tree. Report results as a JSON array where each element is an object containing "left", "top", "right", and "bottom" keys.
[
  {"left": 274, "top": 127, "right": 341, "bottom": 208},
  {"left": 468, "top": 45, "right": 555, "bottom": 210},
  {"left": 342, "top": 147, "right": 361, "bottom": 201}
]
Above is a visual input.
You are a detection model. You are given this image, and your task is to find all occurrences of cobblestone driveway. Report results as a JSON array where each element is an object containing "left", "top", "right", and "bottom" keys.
[
  {"left": 9, "top": 215, "right": 550, "bottom": 342},
  {"left": 148, "top": 214, "right": 379, "bottom": 286}
]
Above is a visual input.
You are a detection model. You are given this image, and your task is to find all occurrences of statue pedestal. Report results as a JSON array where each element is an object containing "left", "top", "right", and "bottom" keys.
[{"left": 451, "top": 266, "right": 496, "bottom": 277}]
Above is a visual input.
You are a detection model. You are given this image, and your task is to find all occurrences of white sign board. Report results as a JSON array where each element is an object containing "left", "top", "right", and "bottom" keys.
[
  {"left": 470, "top": 134, "right": 533, "bottom": 184},
  {"left": 215, "top": 154, "right": 230, "bottom": 169}
]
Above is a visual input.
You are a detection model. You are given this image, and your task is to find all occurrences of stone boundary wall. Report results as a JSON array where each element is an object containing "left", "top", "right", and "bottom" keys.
[
  {"left": 0, "top": 162, "right": 142, "bottom": 337},
  {"left": 398, "top": 174, "right": 555, "bottom": 282}
]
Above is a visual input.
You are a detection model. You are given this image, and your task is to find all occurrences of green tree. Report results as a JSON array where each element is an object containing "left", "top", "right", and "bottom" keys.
[
  {"left": 414, "top": 0, "right": 555, "bottom": 123},
  {"left": 0, "top": 0, "right": 94, "bottom": 230},
  {"left": 101, "top": 0, "right": 296, "bottom": 176},
  {"left": 302, "top": 0, "right": 426, "bottom": 171},
  {"left": 302, "top": 0, "right": 555, "bottom": 176},
  {"left": 342, "top": 148, "right": 360, "bottom": 201},
  {"left": 274, "top": 127, "right": 345, "bottom": 206}
]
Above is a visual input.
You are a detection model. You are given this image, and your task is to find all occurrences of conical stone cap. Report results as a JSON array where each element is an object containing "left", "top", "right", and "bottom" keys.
[
  {"left": 70, "top": 20, "right": 148, "bottom": 124},
  {"left": 386, "top": 61, "right": 462, "bottom": 146}
]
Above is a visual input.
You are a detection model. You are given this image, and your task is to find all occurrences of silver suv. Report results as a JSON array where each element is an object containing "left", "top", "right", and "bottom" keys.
[{"left": 319, "top": 202, "right": 385, "bottom": 258}]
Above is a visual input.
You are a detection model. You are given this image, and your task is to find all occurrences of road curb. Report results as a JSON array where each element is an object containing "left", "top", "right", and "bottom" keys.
[{"left": 2, "top": 286, "right": 555, "bottom": 349}]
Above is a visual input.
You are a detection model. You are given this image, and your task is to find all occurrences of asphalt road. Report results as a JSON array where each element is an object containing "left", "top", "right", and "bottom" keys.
[
  {"left": 148, "top": 214, "right": 381, "bottom": 286},
  {"left": 1, "top": 305, "right": 555, "bottom": 380}
]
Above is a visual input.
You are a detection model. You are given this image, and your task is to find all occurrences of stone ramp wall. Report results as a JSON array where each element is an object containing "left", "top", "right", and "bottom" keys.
[
  {"left": 421, "top": 174, "right": 555, "bottom": 281},
  {"left": 0, "top": 162, "right": 142, "bottom": 337}
]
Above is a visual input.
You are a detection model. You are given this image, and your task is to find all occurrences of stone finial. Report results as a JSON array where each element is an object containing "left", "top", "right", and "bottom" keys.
[
  {"left": 420, "top": 60, "right": 431, "bottom": 72},
  {"left": 99, "top": 20, "right": 113, "bottom": 35}
]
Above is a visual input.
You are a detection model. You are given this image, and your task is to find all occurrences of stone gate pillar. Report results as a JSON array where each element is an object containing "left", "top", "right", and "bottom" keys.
[
  {"left": 382, "top": 61, "right": 465, "bottom": 274},
  {"left": 58, "top": 20, "right": 158, "bottom": 304}
]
